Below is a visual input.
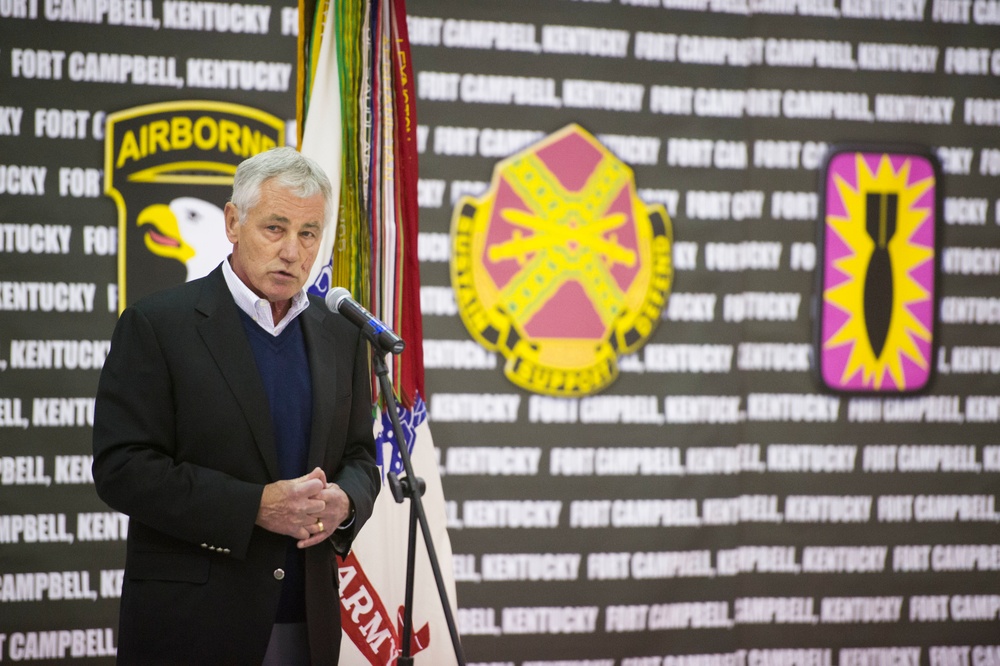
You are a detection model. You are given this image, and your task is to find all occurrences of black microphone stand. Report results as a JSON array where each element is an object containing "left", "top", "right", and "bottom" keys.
[{"left": 369, "top": 345, "right": 466, "bottom": 665}]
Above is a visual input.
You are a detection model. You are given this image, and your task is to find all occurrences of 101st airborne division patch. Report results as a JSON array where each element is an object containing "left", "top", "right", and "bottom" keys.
[{"left": 450, "top": 124, "right": 673, "bottom": 397}]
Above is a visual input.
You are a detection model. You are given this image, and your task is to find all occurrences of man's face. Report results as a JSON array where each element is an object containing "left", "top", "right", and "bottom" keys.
[{"left": 224, "top": 178, "right": 326, "bottom": 304}]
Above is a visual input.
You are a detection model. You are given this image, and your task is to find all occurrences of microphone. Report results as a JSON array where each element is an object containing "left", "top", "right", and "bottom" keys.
[{"left": 325, "top": 287, "right": 406, "bottom": 355}]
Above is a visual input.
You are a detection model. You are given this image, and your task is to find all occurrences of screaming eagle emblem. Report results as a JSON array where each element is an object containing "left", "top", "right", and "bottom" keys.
[
  {"left": 137, "top": 197, "right": 230, "bottom": 282},
  {"left": 450, "top": 124, "right": 673, "bottom": 397},
  {"left": 104, "top": 100, "right": 285, "bottom": 310}
]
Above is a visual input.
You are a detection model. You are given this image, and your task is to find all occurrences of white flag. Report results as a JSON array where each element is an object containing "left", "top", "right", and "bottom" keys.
[{"left": 338, "top": 398, "right": 460, "bottom": 665}]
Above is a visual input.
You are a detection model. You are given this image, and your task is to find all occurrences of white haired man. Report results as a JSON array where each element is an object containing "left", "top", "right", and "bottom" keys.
[{"left": 93, "top": 147, "right": 379, "bottom": 664}]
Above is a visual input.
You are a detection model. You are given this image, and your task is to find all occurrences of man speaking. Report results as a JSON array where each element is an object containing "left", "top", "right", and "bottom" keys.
[{"left": 92, "top": 147, "right": 379, "bottom": 664}]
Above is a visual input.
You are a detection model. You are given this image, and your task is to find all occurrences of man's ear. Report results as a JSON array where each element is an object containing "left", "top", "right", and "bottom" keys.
[{"left": 223, "top": 202, "right": 240, "bottom": 243}]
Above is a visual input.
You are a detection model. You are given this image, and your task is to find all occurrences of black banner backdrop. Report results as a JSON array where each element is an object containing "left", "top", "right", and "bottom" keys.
[{"left": 2, "top": 0, "right": 1000, "bottom": 664}]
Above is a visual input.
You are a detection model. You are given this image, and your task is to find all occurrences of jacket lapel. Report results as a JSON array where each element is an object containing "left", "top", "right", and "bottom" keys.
[
  {"left": 301, "top": 302, "right": 338, "bottom": 471},
  {"left": 195, "top": 268, "right": 281, "bottom": 480}
]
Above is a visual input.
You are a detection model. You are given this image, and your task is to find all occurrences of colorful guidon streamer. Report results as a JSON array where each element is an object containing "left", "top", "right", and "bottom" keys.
[{"left": 297, "top": 2, "right": 456, "bottom": 664}]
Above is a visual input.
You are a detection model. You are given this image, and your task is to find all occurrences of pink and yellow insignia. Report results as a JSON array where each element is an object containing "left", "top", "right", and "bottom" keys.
[
  {"left": 819, "top": 149, "right": 938, "bottom": 393},
  {"left": 450, "top": 124, "right": 673, "bottom": 396}
]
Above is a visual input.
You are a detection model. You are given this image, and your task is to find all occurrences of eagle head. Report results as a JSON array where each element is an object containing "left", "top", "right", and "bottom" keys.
[{"left": 137, "top": 197, "right": 230, "bottom": 281}]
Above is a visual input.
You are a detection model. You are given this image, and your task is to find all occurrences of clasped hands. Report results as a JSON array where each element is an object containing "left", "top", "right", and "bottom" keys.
[{"left": 256, "top": 467, "right": 351, "bottom": 549}]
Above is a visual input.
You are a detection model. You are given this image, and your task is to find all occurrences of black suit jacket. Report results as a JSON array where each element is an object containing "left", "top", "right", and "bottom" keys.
[{"left": 92, "top": 266, "right": 379, "bottom": 665}]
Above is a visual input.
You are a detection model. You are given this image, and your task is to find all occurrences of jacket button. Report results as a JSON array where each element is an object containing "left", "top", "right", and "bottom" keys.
[{"left": 274, "top": 569, "right": 285, "bottom": 580}]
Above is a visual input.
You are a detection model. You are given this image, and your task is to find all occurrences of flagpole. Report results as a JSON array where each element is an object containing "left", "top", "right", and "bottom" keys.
[{"left": 370, "top": 349, "right": 467, "bottom": 665}]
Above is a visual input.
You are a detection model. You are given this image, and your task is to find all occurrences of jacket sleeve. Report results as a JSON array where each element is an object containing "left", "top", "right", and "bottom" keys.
[
  {"left": 92, "top": 305, "right": 264, "bottom": 560},
  {"left": 329, "top": 330, "right": 381, "bottom": 556}
]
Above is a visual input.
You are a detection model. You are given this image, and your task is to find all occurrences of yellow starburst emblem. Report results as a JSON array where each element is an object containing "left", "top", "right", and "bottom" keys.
[{"left": 819, "top": 149, "right": 939, "bottom": 392}]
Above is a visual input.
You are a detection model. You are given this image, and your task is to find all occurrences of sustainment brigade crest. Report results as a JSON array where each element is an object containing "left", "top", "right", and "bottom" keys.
[
  {"left": 450, "top": 124, "right": 673, "bottom": 397},
  {"left": 105, "top": 100, "right": 285, "bottom": 311}
]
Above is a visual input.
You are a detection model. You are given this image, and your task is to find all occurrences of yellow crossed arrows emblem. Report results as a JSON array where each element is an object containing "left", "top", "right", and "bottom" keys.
[
  {"left": 450, "top": 123, "right": 673, "bottom": 396},
  {"left": 487, "top": 152, "right": 637, "bottom": 329}
]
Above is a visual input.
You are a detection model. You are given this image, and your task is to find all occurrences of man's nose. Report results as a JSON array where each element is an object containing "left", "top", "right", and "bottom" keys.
[{"left": 278, "top": 234, "right": 300, "bottom": 262}]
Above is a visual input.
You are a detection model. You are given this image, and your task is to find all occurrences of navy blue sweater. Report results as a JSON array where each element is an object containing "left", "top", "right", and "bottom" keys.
[{"left": 240, "top": 311, "right": 312, "bottom": 623}]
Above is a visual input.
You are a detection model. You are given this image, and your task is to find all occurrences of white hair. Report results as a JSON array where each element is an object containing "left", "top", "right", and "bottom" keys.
[{"left": 230, "top": 147, "right": 333, "bottom": 225}]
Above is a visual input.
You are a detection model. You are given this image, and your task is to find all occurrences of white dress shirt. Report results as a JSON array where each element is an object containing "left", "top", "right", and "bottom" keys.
[{"left": 221, "top": 256, "right": 310, "bottom": 336}]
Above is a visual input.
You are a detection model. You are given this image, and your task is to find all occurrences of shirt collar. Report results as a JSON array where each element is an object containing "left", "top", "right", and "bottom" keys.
[{"left": 221, "top": 257, "right": 310, "bottom": 336}]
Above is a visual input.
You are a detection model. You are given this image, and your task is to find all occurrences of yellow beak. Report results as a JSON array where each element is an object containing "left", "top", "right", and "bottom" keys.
[{"left": 137, "top": 203, "right": 194, "bottom": 264}]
